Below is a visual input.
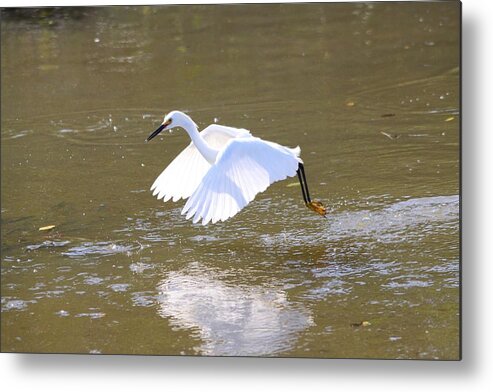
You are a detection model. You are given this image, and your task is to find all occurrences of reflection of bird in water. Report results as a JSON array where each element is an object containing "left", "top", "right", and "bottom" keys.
[
  {"left": 146, "top": 110, "right": 326, "bottom": 225},
  {"left": 156, "top": 269, "right": 313, "bottom": 356}
]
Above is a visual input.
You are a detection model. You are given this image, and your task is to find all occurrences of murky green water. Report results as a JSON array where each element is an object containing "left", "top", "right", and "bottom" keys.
[{"left": 1, "top": 3, "right": 460, "bottom": 359}]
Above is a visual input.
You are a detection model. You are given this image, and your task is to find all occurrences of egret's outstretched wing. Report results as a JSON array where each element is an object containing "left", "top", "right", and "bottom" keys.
[
  {"left": 182, "top": 137, "right": 302, "bottom": 225},
  {"left": 150, "top": 125, "right": 250, "bottom": 202}
]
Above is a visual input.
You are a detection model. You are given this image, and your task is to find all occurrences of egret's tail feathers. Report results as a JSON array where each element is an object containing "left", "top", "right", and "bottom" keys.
[{"left": 291, "top": 145, "right": 303, "bottom": 164}]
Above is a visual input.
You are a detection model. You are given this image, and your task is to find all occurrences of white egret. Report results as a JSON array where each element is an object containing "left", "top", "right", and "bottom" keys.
[{"left": 146, "top": 110, "right": 326, "bottom": 225}]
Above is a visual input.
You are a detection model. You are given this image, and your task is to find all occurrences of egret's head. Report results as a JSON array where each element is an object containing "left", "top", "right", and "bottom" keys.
[{"left": 146, "top": 110, "right": 196, "bottom": 142}]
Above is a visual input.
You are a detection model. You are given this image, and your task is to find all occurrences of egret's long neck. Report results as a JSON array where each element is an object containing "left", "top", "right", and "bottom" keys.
[{"left": 181, "top": 117, "right": 218, "bottom": 164}]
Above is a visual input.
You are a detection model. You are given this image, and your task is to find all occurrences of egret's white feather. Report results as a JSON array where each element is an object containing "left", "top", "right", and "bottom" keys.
[
  {"left": 150, "top": 124, "right": 250, "bottom": 203},
  {"left": 182, "top": 137, "right": 302, "bottom": 225}
]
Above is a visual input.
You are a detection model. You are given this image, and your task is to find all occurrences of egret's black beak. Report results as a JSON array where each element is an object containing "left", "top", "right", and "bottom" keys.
[{"left": 146, "top": 119, "right": 172, "bottom": 142}]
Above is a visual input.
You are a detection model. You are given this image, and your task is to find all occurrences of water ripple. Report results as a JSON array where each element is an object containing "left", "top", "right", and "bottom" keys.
[
  {"left": 62, "top": 241, "right": 136, "bottom": 258},
  {"left": 26, "top": 240, "right": 70, "bottom": 251},
  {"left": 2, "top": 299, "right": 33, "bottom": 311}
]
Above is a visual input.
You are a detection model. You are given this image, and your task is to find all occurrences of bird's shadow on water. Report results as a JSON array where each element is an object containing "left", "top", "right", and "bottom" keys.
[{"left": 9, "top": 12, "right": 476, "bottom": 379}]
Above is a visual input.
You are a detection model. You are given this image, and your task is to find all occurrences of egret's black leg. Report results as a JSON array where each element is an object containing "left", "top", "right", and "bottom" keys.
[
  {"left": 297, "top": 166, "right": 308, "bottom": 204},
  {"left": 297, "top": 163, "right": 327, "bottom": 217},
  {"left": 299, "top": 163, "right": 311, "bottom": 203}
]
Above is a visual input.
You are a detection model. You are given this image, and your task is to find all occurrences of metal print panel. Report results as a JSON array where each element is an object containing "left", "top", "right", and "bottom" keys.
[{"left": 1, "top": 1, "right": 460, "bottom": 359}]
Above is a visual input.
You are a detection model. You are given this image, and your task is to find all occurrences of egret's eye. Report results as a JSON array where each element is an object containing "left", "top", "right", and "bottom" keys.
[{"left": 164, "top": 118, "right": 172, "bottom": 127}]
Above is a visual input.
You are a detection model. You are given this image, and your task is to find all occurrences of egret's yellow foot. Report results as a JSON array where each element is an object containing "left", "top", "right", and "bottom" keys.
[{"left": 306, "top": 201, "right": 327, "bottom": 217}]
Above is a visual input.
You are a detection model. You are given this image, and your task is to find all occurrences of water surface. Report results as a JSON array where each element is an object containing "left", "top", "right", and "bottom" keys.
[{"left": 1, "top": 3, "right": 460, "bottom": 359}]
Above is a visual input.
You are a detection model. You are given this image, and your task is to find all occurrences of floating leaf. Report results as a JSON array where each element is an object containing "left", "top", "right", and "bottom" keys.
[
  {"left": 346, "top": 101, "right": 355, "bottom": 107},
  {"left": 445, "top": 116, "right": 455, "bottom": 122},
  {"left": 39, "top": 225, "right": 56, "bottom": 231},
  {"left": 38, "top": 64, "right": 59, "bottom": 71},
  {"left": 286, "top": 182, "right": 299, "bottom": 188}
]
